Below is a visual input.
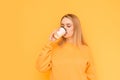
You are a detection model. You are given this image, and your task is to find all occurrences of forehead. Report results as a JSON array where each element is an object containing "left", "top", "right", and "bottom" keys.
[{"left": 61, "top": 17, "right": 73, "bottom": 24}]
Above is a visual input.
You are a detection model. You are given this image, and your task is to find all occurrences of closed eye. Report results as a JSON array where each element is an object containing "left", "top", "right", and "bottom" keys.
[
  {"left": 67, "top": 25, "right": 71, "bottom": 28},
  {"left": 66, "top": 23, "right": 72, "bottom": 28}
]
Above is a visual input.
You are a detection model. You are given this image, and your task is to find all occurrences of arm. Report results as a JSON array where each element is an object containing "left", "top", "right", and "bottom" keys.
[
  {"left": 86, "top": 59, "right": 96, "bottom": 80},
  {"left": 36, "top": 41, "right": 56, "bottom": 72},
  {"left": 36, "top": 30, "right": 61, "bottom": 72},
  {"left": 85, "top": 47, "right": 97, "bottom": 80}
]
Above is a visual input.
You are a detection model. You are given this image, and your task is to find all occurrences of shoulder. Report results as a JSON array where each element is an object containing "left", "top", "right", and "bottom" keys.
[
  {"left": 80, "top": 44, "right": 92, "bottom": 59},
  {"left": 80, "top": 44, "right": 90, "bottom": 52}
]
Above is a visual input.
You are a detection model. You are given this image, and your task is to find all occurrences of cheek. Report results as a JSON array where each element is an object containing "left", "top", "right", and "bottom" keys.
[
  {"left": 70, "top": 30, "right": 74, "bottom": 36},
  {"left": 67, "top": 28, "right": 74, "bottom": 36}
]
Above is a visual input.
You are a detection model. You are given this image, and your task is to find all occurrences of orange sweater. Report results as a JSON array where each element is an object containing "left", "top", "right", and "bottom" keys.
[{"left": 36, "top": 41, "right": 96, "bottom": 80}]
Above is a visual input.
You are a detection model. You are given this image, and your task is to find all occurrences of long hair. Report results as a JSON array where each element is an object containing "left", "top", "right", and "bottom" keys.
[{"left": 60, "top": 14, "right": 87, "bottom": 47}]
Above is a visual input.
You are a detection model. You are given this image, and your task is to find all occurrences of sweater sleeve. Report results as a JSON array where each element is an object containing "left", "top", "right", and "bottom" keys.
[
  {"left": 85, "top": 47, "right": 97, "bottom": 80},
  {"left": 86, "top": 59, "right": 96, "bottom": 80},
  {"left": 36, "top": 41, "right": 56, "bottom": 72}
]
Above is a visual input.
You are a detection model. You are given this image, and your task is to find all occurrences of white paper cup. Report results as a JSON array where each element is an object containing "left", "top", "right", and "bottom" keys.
[{"left": 54, "top": 27, "right": 66, "bottom": 39}]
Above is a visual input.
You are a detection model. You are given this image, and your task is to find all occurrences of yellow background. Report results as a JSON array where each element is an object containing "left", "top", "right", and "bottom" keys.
[{"left": 0, "top": 0, "right": 120, "bottom": 80}]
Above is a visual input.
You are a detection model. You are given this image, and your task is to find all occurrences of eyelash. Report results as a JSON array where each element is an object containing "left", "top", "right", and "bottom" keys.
[{"left": 67, "top": 26, "right": 71, "bottom": 28}]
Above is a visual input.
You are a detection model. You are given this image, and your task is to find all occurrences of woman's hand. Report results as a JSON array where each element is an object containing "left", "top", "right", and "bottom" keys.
[
  {"left": 49, "top": 27, "right": 66, "bottom": 41},
  {"left": 49, "top": 30, "right": 58, "bottom": 41}
]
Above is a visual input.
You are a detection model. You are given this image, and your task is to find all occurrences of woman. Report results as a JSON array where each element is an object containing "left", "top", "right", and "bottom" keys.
[{"left": 36, "top": 14, "right": 96, "bottom": 80}]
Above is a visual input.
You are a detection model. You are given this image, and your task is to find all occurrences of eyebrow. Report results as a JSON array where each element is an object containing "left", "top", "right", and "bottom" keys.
[
  {"left": 66, "top": 23, "right": 71, "bottom": 25},
  {"left": 61, "top": 23, "right": 64, "bottom": 25},
  {"left": 61, "top": 23, "right": 72, "bottom": 25}
]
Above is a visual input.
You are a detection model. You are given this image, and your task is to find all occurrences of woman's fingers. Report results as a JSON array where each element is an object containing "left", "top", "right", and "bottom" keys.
[{"left": 49, "top": 30, "right": 57, "bottom": 41}]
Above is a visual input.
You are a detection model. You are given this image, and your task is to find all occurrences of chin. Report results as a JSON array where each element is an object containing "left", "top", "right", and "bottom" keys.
[{"left": 63, "top": 35, "right": 71, "bottom": 39}]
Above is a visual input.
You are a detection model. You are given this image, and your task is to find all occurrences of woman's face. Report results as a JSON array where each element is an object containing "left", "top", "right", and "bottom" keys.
[{"left": 61, "top": 17, "right": 74, "bottom": 39}]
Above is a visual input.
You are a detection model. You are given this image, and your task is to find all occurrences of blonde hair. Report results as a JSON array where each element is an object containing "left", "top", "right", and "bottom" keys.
[{"left": 60, "top": 14, "right": 87, "bottom": 47}]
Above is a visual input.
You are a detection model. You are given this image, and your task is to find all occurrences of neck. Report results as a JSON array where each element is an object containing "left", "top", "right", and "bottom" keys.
[
  {"left": 65, "top": 37, "right": 83, "bottom": 48},
  {"left": 66, "top": 37, "right": 73, "bottom": 44}
]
